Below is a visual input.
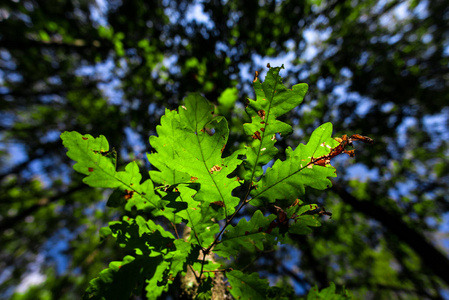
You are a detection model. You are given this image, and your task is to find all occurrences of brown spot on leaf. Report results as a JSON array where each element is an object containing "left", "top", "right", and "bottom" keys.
[
  {"left": 93, "top": 150, "right": 112, "bottom": 156},
  {"left": 124, "top": 190, "right": 134, "bottom": 200},
  {"left": 82, "top": 137, "right": 88, "bottom": 140},
  {"left": 278, "top": 210, "right": 287, "bottom": 223},
  {"left": 288, "top": 199, "right": 300, "bottom": 208},
  {"left": 265, "top": 220, "right": 277, "bottom": 234},
  {"left": 252, "top": 131, "right": 262, "bottom": 140},
  {"left": 211, "top": 201, "right": 225, "bottom": 207},
  {"left": 88, "top": 167, "right": 94, "bottom": 172},
  {"left": 210, "top": 165, "right": 222, "bottom": 174},
  {"left": 312, "top": 157, "right": 328, "bottom": 167},
  {"left": 221, "top": 144, "right": 226, "bottom": 153},
  {"left": 190, "top": 176, "right": 198, "bottom": 182},
  {"left": 260, "top": 128, "right": 265, "bottom": 132},
  {"left": 257, "top": 110, "right": 266, "bottom": 120}
]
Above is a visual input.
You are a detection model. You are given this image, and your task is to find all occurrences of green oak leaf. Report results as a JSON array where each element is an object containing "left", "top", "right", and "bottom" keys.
[
  {"left": 243, "top": 65, "right": 308, "bottom": 182},
  {"left": 196, "top": 277, "right": 213, "bottom": 300},
  {"left": 61, "top": 131, "right": 160, "bottom": 211},
  {"left": 108, "top": 216, "right": 175, "bottom": 256},
  {"left": 213, "top": 210, "right": 276, "bottom": 259},
  {"left": 175, "top": 185, "right": 220, "bottom": 247},
  {"left": 289, "top": 215, "right": 321, "bottom": 235},
  {"left": 83, "top": 255, "right": 163, "bottom": 300},
  {"left": 249, "top": 122, "right": 339, "bottom": 207},
  {"left": 148, "top": 108, "right": 191, "bottom": 186},
  {"left": 148, "top": 93, "right": 244, "bottom": 218},
  {"left": 145, "top": 260, "right": 171, "bottom": 299},
  {"left": 284, "top": 201, "right": 321, "bottom": 235},
  {"left": 227, "top": 270, "right": 269, "bottom": 300}
]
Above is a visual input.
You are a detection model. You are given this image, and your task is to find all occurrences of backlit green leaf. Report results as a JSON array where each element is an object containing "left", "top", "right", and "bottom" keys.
[
  {"left": 148, "top": 94, "right": 244, "bottom": 218},
  {"left": 61, "top": 131, "right": 161, "bottom": 211},
  {"left": 249, "top": 122, "right": 339, "bottom": 207},
  {"left": 243, "top": 65, "right": 308, "bottom": 182}
]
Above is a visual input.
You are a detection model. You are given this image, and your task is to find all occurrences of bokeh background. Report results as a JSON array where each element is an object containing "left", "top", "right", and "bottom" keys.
[{"left": 1, "top": 0, "right": 448, "bottom": 299}]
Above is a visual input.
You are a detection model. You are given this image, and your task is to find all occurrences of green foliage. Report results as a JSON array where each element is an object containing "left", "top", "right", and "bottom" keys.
[
  {"left": 62, "top": 66, "right": 343, "bottom": 299},
  {"left": 227, "top": 270, "right": 268, "bottom": 299},
  {"left": 249, "top": 122, "right": 339, "bottom": 207},
  {"left": 305, "top": 283, "right": 351, "bottom": 300},
  {"left": 61, "top": 132, "right": 160, "bottom": 211},
  {"left": 242, "top": 68, "right": 308, "bottom": 182},
  {"left": 3, "top": 1, "right": 449, "bottom": 298}
]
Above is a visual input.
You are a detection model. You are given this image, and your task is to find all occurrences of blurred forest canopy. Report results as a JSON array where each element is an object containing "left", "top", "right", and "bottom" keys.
[{"left": 0, "top": 0, "right": 448, "bottom": 299}]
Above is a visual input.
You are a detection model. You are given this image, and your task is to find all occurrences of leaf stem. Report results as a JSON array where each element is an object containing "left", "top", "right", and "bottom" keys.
[
  {"left": 170, "top": 221, "right": 180, "bottom": 239},
  {"left": 245, "top": 67, "right": 281, "bottom": 197},
  {"left": 198, "top": 249, "right": 208, "bottom": 280}
]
